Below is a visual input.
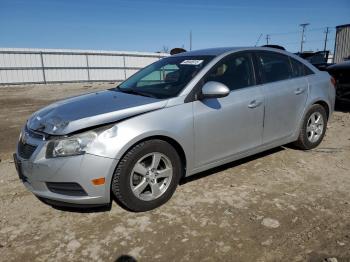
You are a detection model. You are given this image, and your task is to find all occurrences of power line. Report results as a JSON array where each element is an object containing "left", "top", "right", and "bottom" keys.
[
  {"left": 269, "top": 30, "right": 300, "bottom": 36},
  {"left": 268, "top": 26, "right": 335, "bottom": 36},
  {"left": 265, "top": 34, "right": 270, "bottom": 45},
  {"left": 281, "top": 40, "right": 330, "bottom": 45},
  {"left": 308, "top": 27, "right": 333, "bottom": 32},
  {"left": 254, "top": 33, "right": 263, "bottom": 46}
]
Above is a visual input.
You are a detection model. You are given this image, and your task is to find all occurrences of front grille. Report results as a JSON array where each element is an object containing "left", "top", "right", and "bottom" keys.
[
  {"left": 18, "top": 141, "right": 37, "bottom": 159},
  {"left": 25, "top": 125, "right": 46, "bottom": 140},
  {"left": 46, "top": 182, "right": 88, "bottom": 196}
]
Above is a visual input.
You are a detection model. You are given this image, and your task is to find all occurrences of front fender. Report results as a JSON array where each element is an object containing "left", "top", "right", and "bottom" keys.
[{"left": 87, "top": 102, "right": 195, "bottom": 176}]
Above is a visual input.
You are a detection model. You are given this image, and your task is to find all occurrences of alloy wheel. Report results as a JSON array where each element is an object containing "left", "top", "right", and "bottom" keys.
[
  {"left": 130, "top": 152, "right": 173, "bottom": 201},
  {"left": 306, "top": 112, "right": 324, "bottom": 143}
]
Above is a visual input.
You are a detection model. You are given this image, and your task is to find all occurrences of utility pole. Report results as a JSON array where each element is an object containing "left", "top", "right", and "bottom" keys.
[
  {"left": 299, "top": 23, "right": 310, "bottom": 53},
  {"left": 189, "top": 30, "right": 192, "bottom": 51},
  {"left": 323, "top": 27, "right": 329, "bottom": 52},
  {"left": 265, "top": 34, "right": 270, "bottom": 45}
]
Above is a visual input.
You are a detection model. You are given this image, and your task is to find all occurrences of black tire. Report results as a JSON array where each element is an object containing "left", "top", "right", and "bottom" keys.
[
  {"left": 111, "top": 139, "right": 182, "bottom": 212},
  {"left": 294, "top": 104, "right": 327, "bottom": 150}
]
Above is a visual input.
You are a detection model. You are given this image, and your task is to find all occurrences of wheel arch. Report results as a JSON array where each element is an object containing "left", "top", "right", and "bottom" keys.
[
  {"left": 312, "top": 100, "right": 330, "bottom": 119},
  {"left": 293, "top": 99, "right": 329, "bottom": 150},
  {"left": 294, "top": 98, "right": 331, "bottom": 140},
  {"left": 115, "top": 135, "right": 188, "bottom": 178}
]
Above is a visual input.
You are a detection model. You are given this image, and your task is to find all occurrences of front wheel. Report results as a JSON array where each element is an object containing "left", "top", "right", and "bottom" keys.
[
  {"left": 111, "top": 140, "right": 182, "bottom": 212},
  {"left": 294, "top": 104, "right": 327, "bottom": 150}
]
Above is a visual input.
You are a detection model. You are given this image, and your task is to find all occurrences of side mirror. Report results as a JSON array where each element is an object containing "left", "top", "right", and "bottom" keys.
[{"left": 200, "top": 81, "right": 230, "bottom": 99}]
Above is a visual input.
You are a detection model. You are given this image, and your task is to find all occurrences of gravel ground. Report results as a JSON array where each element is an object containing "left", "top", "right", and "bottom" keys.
[{"left": 0, "top": 83, "right": 350, "bottom": 262}]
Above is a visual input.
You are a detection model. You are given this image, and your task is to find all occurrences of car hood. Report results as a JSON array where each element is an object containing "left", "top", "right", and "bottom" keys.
[{"left": 27, "top": 89, "right": 167, "bottom": 135}]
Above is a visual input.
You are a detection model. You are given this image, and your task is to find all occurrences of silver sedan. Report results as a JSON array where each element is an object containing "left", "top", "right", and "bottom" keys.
[{"left": 14, "top": 47, "right": 335, "bottom": 211}]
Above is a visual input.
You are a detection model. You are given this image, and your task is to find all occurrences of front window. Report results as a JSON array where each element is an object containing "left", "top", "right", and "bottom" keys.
[
  {"left": 204, "top": 53, "right": 255, "bottom": 91},
  {"left": 117, "top": 55, "right": 214, "bottom": 99}
]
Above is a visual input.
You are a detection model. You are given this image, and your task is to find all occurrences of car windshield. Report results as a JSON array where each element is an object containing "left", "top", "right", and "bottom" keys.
[{"left": 117, "top": 55, "right": 214, "bottom": 99}]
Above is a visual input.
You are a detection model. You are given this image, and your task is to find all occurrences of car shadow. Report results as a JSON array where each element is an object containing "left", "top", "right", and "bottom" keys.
[
  {"left": 201, "top": 98, "right": 222, "bottom": 109},
  {"left": 37, "top": 196, "right": 112, "bottom": 213},
  {"left": 180, "top": 146, "right": 285, "bottom": 185},
  {"left": 335, "top": 101, "right": 350, "bottom": 113},
  {"left": 40, "top": 146, "right": 286, "bottom": 213},
  {"left": 115, "top": 255, "right": 137, "bottom": 262}
]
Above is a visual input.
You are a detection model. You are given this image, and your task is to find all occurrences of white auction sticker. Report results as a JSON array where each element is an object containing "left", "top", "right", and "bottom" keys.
[{"left": 180, "top": 60, "right": 204, "bottom": 65}]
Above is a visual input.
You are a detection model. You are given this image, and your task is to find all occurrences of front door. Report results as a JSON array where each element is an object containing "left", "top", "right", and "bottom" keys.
[{"left": 193, "top": 52, "right": 264, "bottom": 168}]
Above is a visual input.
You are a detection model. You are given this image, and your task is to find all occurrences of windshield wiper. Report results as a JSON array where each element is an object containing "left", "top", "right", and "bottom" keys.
[{"left": 115, "top": 86, "right": 157, "bottom": 98}]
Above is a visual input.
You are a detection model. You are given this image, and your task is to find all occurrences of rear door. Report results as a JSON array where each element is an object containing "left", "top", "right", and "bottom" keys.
[
  {"left": 193, "top": 52, "right": 264, "bottom": 167},
  {"left": 255, "top": 51, "right": 309, "bottom": 144}
]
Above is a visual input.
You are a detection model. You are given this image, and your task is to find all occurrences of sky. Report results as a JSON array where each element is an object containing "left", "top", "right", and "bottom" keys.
[{"left": 0, "top": 0, "right": 349, "bottom": 53}]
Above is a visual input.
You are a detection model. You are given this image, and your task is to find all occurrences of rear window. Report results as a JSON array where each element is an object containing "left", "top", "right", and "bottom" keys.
[
  {"left": 290, "top": 57, "right": 314, "bottom": 77},
  {"left": 257, "top": 52, "right": 293, "bottom": 83}
]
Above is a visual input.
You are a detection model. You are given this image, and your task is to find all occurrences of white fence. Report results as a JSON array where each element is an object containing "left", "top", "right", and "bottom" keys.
[{"left": 0, "top": 48, "right": 168, "bottom": 85}]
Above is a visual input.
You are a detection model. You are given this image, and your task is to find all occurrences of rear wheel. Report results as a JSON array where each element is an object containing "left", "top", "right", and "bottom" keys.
[
  {"left": 111, "top": 140, "right": 182, "bottom": 212},
  {"left": 294, "top": 104, "right": 327, "bottom": 150}
]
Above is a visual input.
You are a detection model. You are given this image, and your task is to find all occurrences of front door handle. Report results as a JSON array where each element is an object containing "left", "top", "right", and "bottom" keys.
[
  {"left": 294, "top": 88, "right": 306, "bottom": 95},
  {"left": 248, "top": 100, "right": 262, "bottom": 108}
]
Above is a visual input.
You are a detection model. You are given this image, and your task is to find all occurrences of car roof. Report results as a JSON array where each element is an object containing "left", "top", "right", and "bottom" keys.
[
  {"left": 172, "top": 47, "right": 243, "bottom": 56},
  {"left": 172, "top": 46, "right": 295, "bottom": 57},
  {"left": 171, "top": 46, "right": 319, "bottom": 76}
]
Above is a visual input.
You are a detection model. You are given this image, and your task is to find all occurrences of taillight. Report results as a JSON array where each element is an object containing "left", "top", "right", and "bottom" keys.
[{"left": 330, "top": 76, "right": 336, "bottom": 88}]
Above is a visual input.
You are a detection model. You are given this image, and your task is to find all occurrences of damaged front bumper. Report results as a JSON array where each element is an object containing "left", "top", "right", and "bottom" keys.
[{"left": 14, "top": 127, "right": 118, "bottom": 207}]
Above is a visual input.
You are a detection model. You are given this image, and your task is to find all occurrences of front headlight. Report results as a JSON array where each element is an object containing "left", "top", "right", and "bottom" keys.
[{"left": 46, "top": 131, "right": 97, "bottom": 158}]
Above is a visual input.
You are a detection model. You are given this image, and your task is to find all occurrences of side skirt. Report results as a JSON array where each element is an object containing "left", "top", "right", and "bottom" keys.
[{"left": 186, "top": 135, "right": 297, "bottom": 177}]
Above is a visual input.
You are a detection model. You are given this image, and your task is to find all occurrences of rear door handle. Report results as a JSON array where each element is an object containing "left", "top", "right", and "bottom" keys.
[
  {"left": 248, "top": 100, "right": 262, "bottom": 108},
  {"left": 294, "top": 88, "right": 306, "bottom": 95}
]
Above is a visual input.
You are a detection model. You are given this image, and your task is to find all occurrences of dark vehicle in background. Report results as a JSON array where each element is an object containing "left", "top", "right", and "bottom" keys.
[
  {"left": 262, "top": 48, "right": 333, "bottom": 71},
  {"left": 327, "top": 61, "right": 350, "bottom": 103},
  {"left": 296, "top": 51, "right": 333, "bottom": 71}
]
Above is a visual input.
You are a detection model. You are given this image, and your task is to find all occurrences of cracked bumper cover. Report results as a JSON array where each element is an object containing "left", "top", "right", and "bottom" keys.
[{"left": 14, "top": 151, "right": 119, "bottom": 206}]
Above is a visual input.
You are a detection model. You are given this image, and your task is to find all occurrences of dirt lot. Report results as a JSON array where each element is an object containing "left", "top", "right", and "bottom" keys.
[{"left": 0, "top": 83, "right": 350, "bottom": 262}]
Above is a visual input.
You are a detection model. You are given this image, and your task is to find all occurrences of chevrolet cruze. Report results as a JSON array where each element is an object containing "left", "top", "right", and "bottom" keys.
[{"left": 14, "top": 47, "right": 335, "bottom": 211}]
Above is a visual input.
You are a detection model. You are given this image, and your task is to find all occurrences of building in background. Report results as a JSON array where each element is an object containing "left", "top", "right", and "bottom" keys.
[{"left": 334, "top": 24, "right": 350, "bottom": 63}]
